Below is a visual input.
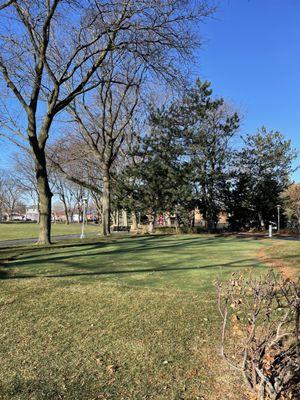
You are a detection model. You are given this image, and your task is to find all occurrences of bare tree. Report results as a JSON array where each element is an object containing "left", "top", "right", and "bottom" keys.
[
  {"left": 69, "top": 183, "right": 86, "bottom": 223},
  {"left": 52, "top": 173, "right": 70, "bottom": 224},
  {"left": 0, "top": 0, "right": 14, "bottom": 11},
  {"left": 14, "top": 152, "right": 40, "bottom": 219},
  {"left": 52, "top": 55, "right": 143, "bottom": 234},
  {"left": 0, "top": 0, "right": 213, "bottom": 243},
  {"left": 0, "top": 170, "right": 25, "bottom": 220},
  {"left": 51, "top": 171, "right": 85, "bottom": 224}
]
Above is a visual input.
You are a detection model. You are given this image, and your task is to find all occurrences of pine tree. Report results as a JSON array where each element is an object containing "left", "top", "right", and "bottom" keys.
[{"left": 229, "top": 127, "right": 296, "bottom": 230}]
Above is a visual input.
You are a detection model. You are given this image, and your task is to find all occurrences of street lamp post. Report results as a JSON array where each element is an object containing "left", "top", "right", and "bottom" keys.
[
  {"left": 80, "top": 197, "right": 88, "bottom": 239},
  {"left": 276, "top": 204, "right": 280, "bottom": 235}
]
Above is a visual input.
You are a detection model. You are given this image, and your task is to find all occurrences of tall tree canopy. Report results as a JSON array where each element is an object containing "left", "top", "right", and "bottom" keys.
[
  {"left": 117, "top": 80, "right": 239, "bottom": 232},
  {"left": 0, "top": 0, "right": 213, "bottom": 243},
  {"left": 176, "top": 80, "right": 239, "bottom": 230},
  {"left": 228, "top": 128, "right": 296, "bottom": 230}
]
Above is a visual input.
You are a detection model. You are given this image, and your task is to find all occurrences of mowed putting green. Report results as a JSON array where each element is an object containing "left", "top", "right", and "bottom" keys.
[{"left": 0, "top": 235, "right": 293, "bottom": 400}]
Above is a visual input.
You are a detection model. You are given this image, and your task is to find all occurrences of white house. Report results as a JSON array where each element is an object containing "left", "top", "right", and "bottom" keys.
[{"left": 25, "top": 205, "right": 39, "bottom": 221}]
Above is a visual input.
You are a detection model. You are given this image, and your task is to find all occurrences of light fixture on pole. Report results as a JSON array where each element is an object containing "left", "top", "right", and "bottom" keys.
[
  {"left": 276, "top": 204, "right": 280, "bottom": 235},
  {"left": 80, "top": 197, "right": 88, "bottom": 239}
]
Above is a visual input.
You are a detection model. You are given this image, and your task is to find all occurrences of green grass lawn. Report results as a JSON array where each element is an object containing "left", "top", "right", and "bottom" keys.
[
  {"left": 0, "top": 235, "right": 296, "bottom": 400},
  {"left": 0, "top": 222, "right": 100, "bottom": 241}
]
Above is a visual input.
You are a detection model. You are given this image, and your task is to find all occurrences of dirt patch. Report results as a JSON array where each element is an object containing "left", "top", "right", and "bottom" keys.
[{"left": 256, "top": 245, "right": 295, "bottom": 279}]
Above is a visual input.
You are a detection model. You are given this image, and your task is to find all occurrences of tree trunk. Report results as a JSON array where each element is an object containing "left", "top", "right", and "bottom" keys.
[
  {"left": 28, "top": 123, "right": 52, "bottom": 244},
  {"left": 131, "top": 211, "right": 138, "bottom": 231},
  {"left": 37, "top": 195, "right": 41, "bottom": 224},
  {"left": 116, "top": 209, "right": 119, "bottom": 228},
  {"left": 207, "top": 219, "right": 213, "bottom": 233},
  {"left": 148, "top": 220, "right": 154, "bottom": 234},
  {"left": 206, "top": 207, "right": 214, "bottom": 233},
  {"left": 61, "top": 196, "right": 70, "bottom": 225},
  {"left": 122, "top": 209, "right": 128, "bottom": 227},
  {"left": 96, "top": 202, "right": 102, "bottom": 226},
  {"left": 166, "top": 212, "right": 172, "bottom": 227},
  {"left": 112, "top": 211, "right": 117, "bottom": 226},
  {"left": 77, "top": 205, "right": 82, "bottom": 223},
  {"left": 258, "top": 212, "right": 265, "bottom": 230},
  {"left": 190, "top": 209, "right": 195, "bottom": 228},
  {"left": 174, "top": 213, "right": 179, "bottom": 233},
  {"left": 148, "top": 214, "right": 155, "bottom": 234},
  {"left": 36, "top": 171, "right": 52, "bottom": 244},
  {"left": 101, "top": 169, "right": 111, "bottom": 236}
]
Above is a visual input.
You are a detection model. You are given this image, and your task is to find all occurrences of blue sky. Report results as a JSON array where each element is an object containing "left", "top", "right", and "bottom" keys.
[
  {"left": 195, "top": 0, "right": 300, "bottom": 179},
  {"left": 0, "top": 0, "right": 299, "bottom": 179}
]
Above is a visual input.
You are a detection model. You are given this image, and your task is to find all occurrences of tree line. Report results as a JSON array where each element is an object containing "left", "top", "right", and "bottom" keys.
[
  {"left": 0, "top": 1, "right": 297, "bottom": 242},
  {"left": 0, "top": 0, "right": 214, "bottom": 243},
  {"left": 116, "top": 80, "right": 296, "bottom": 233},
  {"left": 1, "top": 78, "right": 297, "bottom": 234}
]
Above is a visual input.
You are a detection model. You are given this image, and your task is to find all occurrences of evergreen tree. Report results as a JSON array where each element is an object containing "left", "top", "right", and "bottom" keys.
[
  {"left": 229, "top": 127, "right": 296, "bottom": 230},
  {"left": 118, "top": 80, "right": 239, "bottom": 232},
  {"left": 177, "top": 80, "right": 239, "bottom": 231},
  {"left": 117, "top": 106, "right": 192, "bottom": 232}
]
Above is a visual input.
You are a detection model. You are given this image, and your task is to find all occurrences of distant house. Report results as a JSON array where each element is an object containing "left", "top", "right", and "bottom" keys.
[
  {"left": 11, "top": 212, "right": 26, "bottom": 221},
  {"left": 52, "top": 209, "right": 68, "bottom": 222},
  {"left": 72, "top": 213, "right": 80, "bottom": 222},
  {"left": 72, "top": 210, "right": 98, "bottom": 223},
  {"left": 1, "top": 211, "right": 26, "bottom": 221},
  {"left": 194, "top": 208, "right": 229, "bottom": 229},
  {"left": 26, "top": 205, "right": 39, "bottom": 221}
]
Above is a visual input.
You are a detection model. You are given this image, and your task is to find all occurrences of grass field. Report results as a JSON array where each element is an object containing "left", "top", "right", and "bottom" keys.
[
  {"left": 0, "top": 235, "right": 298, "bottom": 400},
  {"left": 0, "top": 222, "right": 99, "bottom": 241},
  {"left": 262, "top": 239, "right": 300, "bottom": 277}
]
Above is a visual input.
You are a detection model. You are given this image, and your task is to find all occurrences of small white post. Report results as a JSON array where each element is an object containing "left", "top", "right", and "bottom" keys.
[
  {"left": 80, "top": 197, "right": 88, "bottom": 239},
  {"left": 268, "top": 224, "right": 272, "bottom": 238}
]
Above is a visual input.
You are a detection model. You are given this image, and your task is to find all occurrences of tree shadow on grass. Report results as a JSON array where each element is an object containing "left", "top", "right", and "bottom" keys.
[
  {"left": 0, "top": 375, "right": 107, "bottom": 400},
  {"left": 1, "top": 257, "right": 264, "bottom": 281},
  {"left": 0, "top": 233, "right": 262, "bottom": 260},
  {"left": 0, "top": 234, "right": 269, "bottom": 281},
  {"left": 0, "top": 234, "right": 222, "bottom": 255},
  {"left": 0, "top": 235, "right": 230, "bottom": 268},
  {"left": 0, "top": 268, "right": 9, "bottom": 279}
]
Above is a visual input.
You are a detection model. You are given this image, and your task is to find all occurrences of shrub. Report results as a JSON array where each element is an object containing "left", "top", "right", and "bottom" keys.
[{"left": 217, "top": 270, "right": 300, "bottom": 400}]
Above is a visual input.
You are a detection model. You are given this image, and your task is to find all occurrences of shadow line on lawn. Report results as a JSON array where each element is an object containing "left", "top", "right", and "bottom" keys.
[
  {"left": 0, "top": 236, "right": 246, "bottom": 268},
  {"left": 0, "top": 234, "right": 242, "bottom": 257},
  {"left": 0, "top": 257, "right": 264, "bottom": 281}
]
